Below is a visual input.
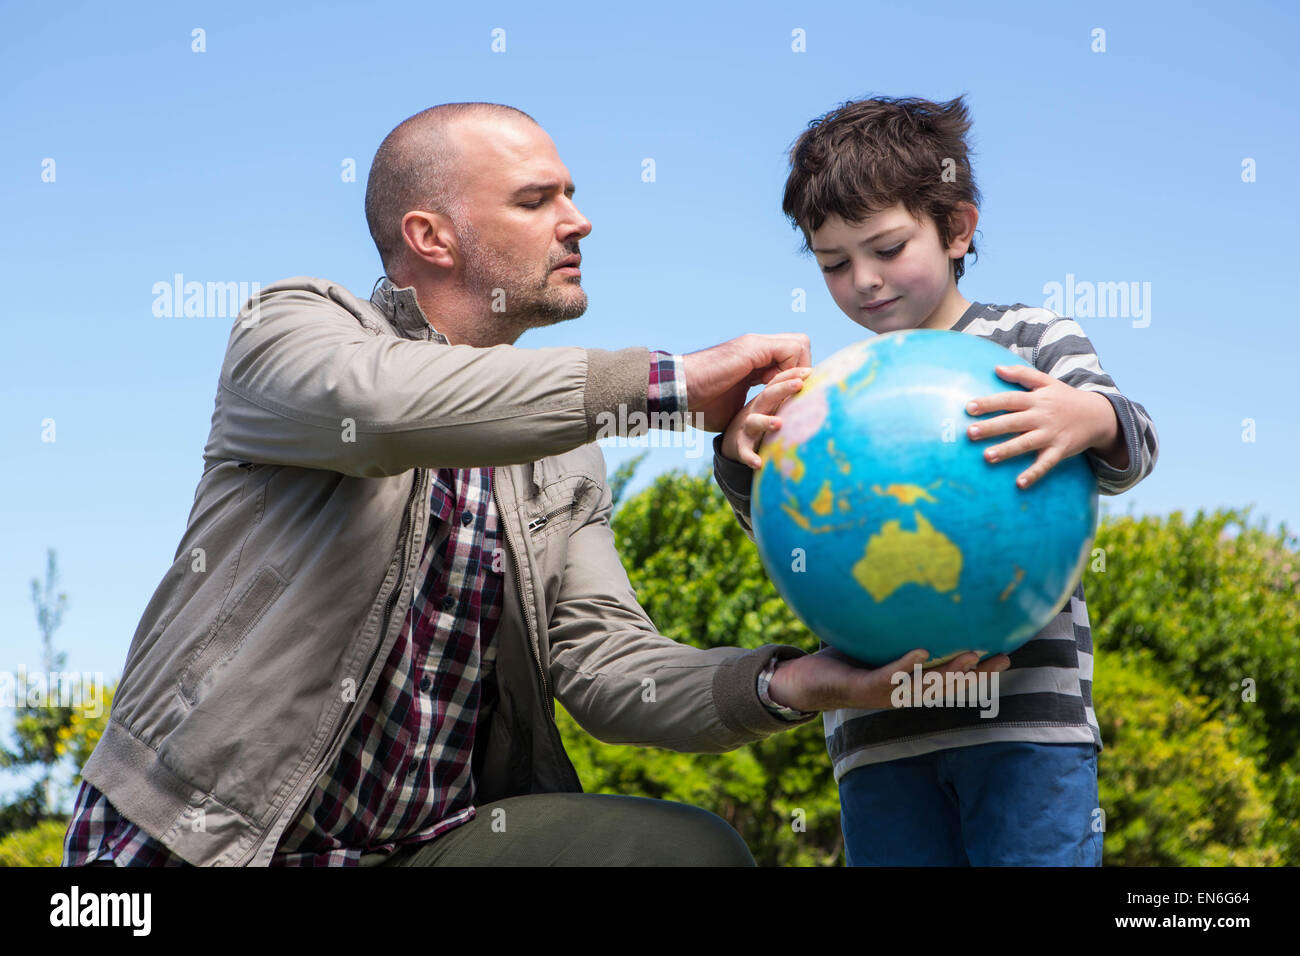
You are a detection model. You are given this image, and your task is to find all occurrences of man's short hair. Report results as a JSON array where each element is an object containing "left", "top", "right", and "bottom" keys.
[
  {"left": 781, "top": 95, "right": 981, "bottom": 282},
  {"left": 364, "top": 102, "right": 538, "bottom": 278}
]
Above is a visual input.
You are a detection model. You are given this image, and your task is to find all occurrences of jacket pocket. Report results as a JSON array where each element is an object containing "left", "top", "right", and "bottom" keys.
[{"left": 179, "top": 564, "right": 288, "bottom": 704}]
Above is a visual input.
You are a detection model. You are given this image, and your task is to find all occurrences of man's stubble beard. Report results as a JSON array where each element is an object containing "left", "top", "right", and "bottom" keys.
[{"left": 458, "top": 221, "right": 587, "bottom": 343}]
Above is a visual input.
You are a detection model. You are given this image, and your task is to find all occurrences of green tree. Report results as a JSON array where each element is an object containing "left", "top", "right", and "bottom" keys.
[
  {"left": 557, "top": 466, "right": 842, "bottom": 865},
  {"left": 1094, "top": 649, "right": 1281, "bottom": 865},
  {"left": 0, "top": 549, "right": 76, "bottom": 832},
  {"left": 557, "top": 467, "right": 1298, "bottom": 866},
  {"left": 1086, "top": 506, "right": 1300, "bottom": 860}
]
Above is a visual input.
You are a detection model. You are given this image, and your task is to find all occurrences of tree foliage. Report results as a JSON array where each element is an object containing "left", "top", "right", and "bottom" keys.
[{"left": 558, "top": 468, "right": 1299, "bottom": 866}]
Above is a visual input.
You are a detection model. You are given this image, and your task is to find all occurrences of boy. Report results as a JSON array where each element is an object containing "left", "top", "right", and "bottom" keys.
[{"left": 713, "top": 95, "right": 1159, "bottom": 866}]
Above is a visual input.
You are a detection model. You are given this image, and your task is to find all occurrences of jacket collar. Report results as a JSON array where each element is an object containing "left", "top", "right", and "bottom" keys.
[{"left": 369, "top": 276, "right": 450, "bottom": 344}]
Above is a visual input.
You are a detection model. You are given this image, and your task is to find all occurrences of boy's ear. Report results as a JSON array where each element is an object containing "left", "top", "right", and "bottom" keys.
[{"left": 945, "top": 203, "right": 979, "bottom": 256}]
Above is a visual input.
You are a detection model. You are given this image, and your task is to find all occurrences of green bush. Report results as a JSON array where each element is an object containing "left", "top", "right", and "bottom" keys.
[
  {"left": 558, "top": 466, "right": 841, "bottom": 865},
  {"left": 1094, "top": 648, "right": 1282, "bottom": 865},
  {"left": 557, "top": 469, "right": 1298, "bottom": 866},
  {"left": 0, "top": 819, "right": 69, "bottom": 867}
]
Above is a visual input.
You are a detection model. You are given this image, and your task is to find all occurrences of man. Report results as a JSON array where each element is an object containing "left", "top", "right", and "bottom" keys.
[{"left": 63, "top": 102, "right": 1002, "bottom": 867}]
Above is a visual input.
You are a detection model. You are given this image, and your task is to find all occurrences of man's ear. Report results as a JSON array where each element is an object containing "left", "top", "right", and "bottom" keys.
[{"left": 400, "top": 209, "right": 458, "bottom": 271}]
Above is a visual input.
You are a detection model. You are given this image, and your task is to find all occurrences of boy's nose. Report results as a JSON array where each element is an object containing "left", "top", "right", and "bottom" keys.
[{"left": 852, "top": 263, "right": 883, "bottom": 294}]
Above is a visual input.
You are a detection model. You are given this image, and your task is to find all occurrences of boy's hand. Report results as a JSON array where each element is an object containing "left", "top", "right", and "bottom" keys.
[
  {"left": 769, "top": 646, "right": 1012, "bottom": 712},
  {"left": 720, "top": 366, "right": 813, "bottom": 469},
  {"left": 964, "top": 365, "right": 1122, "bottom": 490}
]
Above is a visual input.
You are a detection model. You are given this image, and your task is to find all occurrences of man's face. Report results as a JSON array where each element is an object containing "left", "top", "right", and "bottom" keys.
[
  {"left": 451, "top": 117, "right": 591, "bottom": 331},
  {"left": 811, "top": 203, "right": 964, "bottom": 335}
]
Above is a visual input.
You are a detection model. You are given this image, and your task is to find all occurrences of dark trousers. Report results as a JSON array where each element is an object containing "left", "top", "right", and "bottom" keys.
[
  {"left": 370, "top": 794, "right": 756, "bottom": 866},
  {"left": 80, "top": 794, "right": 756, "bottom": 866}
]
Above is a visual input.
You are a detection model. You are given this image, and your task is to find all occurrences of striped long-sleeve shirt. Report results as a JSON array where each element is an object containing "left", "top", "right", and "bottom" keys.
[
  {"left": 62, "top": 350, "right": 691, "bottom": 866},
  {"left": 712, "top": 302, "right": 1159, "bottom": 781}
]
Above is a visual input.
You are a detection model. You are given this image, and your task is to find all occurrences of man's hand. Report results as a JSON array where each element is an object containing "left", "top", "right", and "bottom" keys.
[
  {"left": 964, "top": 365, "right": 1123, "bottom": 490},
  {"left": 720, "top": 366, "right": 812, "bottom": 468},
  {"left": 682, "top": 334, "right": 812, "bottom": 432},
  {"left": 769, "top": 646, "right": 1012, "bottom": 712}
]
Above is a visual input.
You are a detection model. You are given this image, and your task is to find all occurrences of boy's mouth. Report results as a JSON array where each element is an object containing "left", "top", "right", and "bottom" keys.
[{"left": 863, "top": 296, "right": 899, "bottom": 313}]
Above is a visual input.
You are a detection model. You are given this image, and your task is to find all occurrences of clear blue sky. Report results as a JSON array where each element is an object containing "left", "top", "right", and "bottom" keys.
[{"left": 2, "top": 1, "right": 1297, "bottom": 804}]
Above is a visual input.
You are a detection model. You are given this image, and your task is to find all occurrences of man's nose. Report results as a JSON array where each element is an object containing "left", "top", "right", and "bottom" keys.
[{"left": 559, "top": 198, "right": 592, "bottom": 240}]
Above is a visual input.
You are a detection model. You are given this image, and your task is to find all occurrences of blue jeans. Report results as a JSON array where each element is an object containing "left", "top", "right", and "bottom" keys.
[{"left": 838, "top": 741, "right": 1103, "bottom": 866}]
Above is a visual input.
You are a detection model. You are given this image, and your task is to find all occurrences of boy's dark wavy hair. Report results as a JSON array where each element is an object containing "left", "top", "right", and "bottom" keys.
[{"left": 782, "top": 94, "right": 981, "bottom": 282}]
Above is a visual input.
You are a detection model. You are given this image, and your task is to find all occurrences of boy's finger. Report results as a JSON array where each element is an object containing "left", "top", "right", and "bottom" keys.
[
  {"left": 758, "top": 378, "right": 805, "bottom": 412},
  {"left": 983, "top": 428, "right": 1046, "bottom": 463},
  {"left": 994, "top": 364, "right": 1053, "bottom": 387},
  {"left": 965, "top": 391, "right": 1035, "bottom": 415},
  {"left": 967, "top": 410, "right": 1025, "bottom": 440},
  {"left": 762, "top": 366, "right": 812, "bottom": 393},
  {"left": 1017, "top": 447, "right": 1062, "bottom": 489}
]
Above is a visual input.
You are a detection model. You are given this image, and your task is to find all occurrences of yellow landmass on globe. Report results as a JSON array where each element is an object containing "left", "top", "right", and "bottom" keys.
[
  {"left": 871, "top": 482, "right": 941, "bottom": 506},
  {"left": 811, "top": 481, "right": 834, "bottom": 516},
  {"left": 998, "top": 567, "right": 1025, "bottom": 602},
  {"left": 763, "top": 437, "right": 805, "bottom": 483},
  {"left": 853, "top": 510, "right": 963, "bottom": 602},
  {"left": 826, "top": 439, "right": 853, "bottom": 475}
]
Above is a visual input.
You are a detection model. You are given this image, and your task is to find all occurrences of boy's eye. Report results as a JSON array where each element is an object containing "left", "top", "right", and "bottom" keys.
[{"left": 820, "top": 242, "right": 906, "bottom": 273}]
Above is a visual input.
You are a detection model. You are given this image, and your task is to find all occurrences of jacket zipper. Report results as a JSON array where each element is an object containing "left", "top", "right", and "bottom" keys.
[
  {"left": 381, "top": 467, "right": 424, "bottom": 638},
  {"left": 496, "top": 473, "right": 583, "bottom": 793},
  {"left": 526, "top": 503, "right": 572, "bottom": 535},
  {"left": 248, "top": 466, "right": 425, "bottom": 865},
  {"left": 496, "top": 477, "right": 552, "bottom": 702}
]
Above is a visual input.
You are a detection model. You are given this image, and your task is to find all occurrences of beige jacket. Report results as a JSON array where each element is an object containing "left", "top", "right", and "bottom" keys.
[{"left": 81, "top": 275, "right": 816, "bottom": 866}]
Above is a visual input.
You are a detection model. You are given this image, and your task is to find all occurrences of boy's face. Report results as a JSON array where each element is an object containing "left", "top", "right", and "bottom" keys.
[{"left": 810, "top": 202, "right": 975, "bottom": 335}]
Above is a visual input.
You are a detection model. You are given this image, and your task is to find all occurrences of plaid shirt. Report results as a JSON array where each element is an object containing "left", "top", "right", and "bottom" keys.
[{"left": 63, "top": 350, "right": 687, "bottom": 867}]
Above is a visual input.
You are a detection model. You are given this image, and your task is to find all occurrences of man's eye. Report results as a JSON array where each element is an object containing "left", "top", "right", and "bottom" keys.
[
  {"left": 821, "top": 261, "right": 846, "bottom": 274},
  {"left": 521, "top": 200, "right": 544, "bottom": 209},
  {"left": 878, "top": 242, "right": 905, "bottom": 259}
]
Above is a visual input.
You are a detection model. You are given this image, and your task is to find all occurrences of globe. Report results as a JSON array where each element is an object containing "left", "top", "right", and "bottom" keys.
[{"left": 752, "top": 329, "right": 1099, "bottom": 668}]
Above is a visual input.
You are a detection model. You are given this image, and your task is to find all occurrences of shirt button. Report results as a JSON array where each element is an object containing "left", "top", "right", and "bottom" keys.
[
  {"left": 442, "top": 594, "right": 456, "bottom": 610},
  {"left": 419, "top": 674, "right": 432, "bottom": 692},
  {"left": 461, "top": 510, "right": 473, "bottom": 526}
]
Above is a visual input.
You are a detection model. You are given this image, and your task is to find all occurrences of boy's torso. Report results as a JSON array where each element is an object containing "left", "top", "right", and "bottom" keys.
[{"left": 823, "top": 301, "right": 1104, "bottom": 780}]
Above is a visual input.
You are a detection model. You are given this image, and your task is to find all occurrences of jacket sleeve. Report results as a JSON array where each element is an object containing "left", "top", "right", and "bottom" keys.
[
  {"left": 712, "top": 434, "right": 758, "bottom": 543},
  {"left": 211, "top": 282, "right": 652, "bottom": 477},
  {"left": 1033, "top": 317, "right": 1160, "bottom": 495},
  {"left": 546, "top": 454, "right": 817, "bottom": 752}
]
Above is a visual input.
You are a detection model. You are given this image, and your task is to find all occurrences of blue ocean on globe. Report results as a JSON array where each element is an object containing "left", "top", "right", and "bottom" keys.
[{"left": 751, "top": 329, "right": 1099, "bottom": 667}]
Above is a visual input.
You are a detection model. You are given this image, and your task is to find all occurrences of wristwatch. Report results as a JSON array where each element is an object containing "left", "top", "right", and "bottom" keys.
[{"left": 757, "top": 656, "right": 817, "bottom": 721}]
